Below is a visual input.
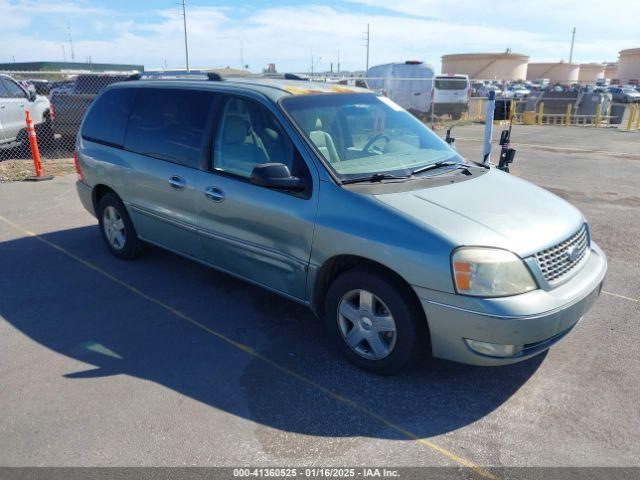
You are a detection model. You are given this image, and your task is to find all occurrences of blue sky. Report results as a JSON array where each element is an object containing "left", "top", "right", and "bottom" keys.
[{"left": 2, "top": 0, "right": 638, "bottom": 72}]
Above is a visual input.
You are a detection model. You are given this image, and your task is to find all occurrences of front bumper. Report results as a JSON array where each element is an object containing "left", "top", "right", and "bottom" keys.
[{"left": 414, "top": 242, "right": 607, "bottom": 366}]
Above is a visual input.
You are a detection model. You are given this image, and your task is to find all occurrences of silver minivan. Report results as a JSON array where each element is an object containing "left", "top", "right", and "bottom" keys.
[{"left": 75, "top": 77, "right": 607, "bottom": 374}]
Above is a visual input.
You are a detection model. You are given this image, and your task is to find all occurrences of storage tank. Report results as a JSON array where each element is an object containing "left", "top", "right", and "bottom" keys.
[
  {"left": 604, "top": 62, "right": 618, "bottom": 80},
  {"left": 526, "top": 62, "right": 579, "bottom": 83},
  {"left": 617, "top": 48, "right": 640, "bottom": 84},
  {"left": 578, "top": 63, "right": 605, "bottom": 83},
  {"left": 441, "top": 52, "right": 528, "bottom": 81}
]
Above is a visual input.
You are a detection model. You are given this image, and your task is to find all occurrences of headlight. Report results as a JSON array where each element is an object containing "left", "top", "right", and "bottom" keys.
[{"left": 451, "top": 247, "right": 537, "bottom": 297}]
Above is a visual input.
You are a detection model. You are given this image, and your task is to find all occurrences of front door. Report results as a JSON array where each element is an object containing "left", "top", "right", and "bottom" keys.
[{"left": 194, "top": 95, "right": 318, "bottom": 301}]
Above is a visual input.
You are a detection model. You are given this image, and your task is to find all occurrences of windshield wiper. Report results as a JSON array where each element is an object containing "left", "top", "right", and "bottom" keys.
[
  {"left": 410, "top": 161, "right": 463, "bottom": 175},
  {"left": 341, "top": 172, "right": 411, "bottom": 185}
]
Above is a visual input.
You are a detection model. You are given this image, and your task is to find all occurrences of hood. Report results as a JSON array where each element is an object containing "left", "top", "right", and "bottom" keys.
[{"left": 375, "top": 168, "right": 584, "bottom": 256}]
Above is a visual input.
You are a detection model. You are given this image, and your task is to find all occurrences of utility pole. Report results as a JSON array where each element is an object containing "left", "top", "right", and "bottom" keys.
[
  {"left": 364, "top": 23, "right": 370, "bottom": 72},
  {"left": 337, "top": 50, "right": 340, "bottom": 74},
  {"left": 569, "top": 26, "right": 576, "bottom": 63},
  {"left": 310, "top": 49, "right": 314, "bottom": 77},
  {"left": 67, "top": 23, "right": 75, "bottom": 61},
  {"left": 62, "top": 45, "right": 67, "bottom": 63},
  {"left": 181, "top": 0, "right": 190, "bottom": 71}
]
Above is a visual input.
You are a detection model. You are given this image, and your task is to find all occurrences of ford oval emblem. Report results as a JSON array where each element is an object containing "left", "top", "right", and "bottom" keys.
[{"left": 566, "top": 245, "right": 580, "bottom": 262}]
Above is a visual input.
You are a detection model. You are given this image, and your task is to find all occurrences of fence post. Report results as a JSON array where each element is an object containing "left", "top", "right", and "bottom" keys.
[
  {"left": 594, "top": 104, "right": 602, "bottom": 128},
  {"left": 537, "top": 102, "right": 544, "bottom": 126},
  {"left": 565, "top": 103, "right": 572, "bottom": 126},
  {"left": 24, "top": 111, "right": 54, "bottom": 182}
]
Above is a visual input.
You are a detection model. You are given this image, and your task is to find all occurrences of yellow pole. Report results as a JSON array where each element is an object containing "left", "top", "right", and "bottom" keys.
[
  {"left": 594, "top": 103, "right": 601, "bottom": 128},
  {"left": 510, "top": 99, "right": 516, "bottom": 121},
  {"left": 636, "top": 104, "right": 640, "bottom": 130},
  {"left": 626, "top": 104, "right": 635, "bottom": 131},
  {"left": 537, "top": 102, "right": 544, "bottom": 125},
  {"left": 565, "top": 102, "right": 572, "bottom": 126},
  {"left": 477, "top": 100, "right": 482, "bottom": 120}
]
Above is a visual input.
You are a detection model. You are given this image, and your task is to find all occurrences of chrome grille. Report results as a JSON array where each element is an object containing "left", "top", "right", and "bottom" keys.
[{"left": 535, "top": 225, "right": 589, "bottom": 284}]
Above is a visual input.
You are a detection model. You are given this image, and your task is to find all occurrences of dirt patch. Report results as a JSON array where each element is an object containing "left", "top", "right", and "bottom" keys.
[{"left": 0, "top": 158, "right": 76, "bottom": 183}]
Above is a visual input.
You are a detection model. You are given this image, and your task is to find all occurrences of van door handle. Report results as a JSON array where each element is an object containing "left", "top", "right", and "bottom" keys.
[
  {"left": 204, "top": 186, "right": 225, "bottom": 203},
  {"left": 168, "top": 175, "right": 186, "bottom": 190}
]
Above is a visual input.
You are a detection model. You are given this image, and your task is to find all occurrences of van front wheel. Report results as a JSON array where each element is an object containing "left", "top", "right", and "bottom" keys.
[{"left": 324, "top": 269, "right": 428, "bottom": 374}]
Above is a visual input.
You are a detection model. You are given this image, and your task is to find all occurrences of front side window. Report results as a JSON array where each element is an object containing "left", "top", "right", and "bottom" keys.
[
  {"left": 214, "top": 97, "right": 297, "bottom": 178},
  {"left": 125, "top": 88, "right": 215, "bottom": 168},
  {"left": 281, "top": 93, "right": 461, "bottom": 179}
]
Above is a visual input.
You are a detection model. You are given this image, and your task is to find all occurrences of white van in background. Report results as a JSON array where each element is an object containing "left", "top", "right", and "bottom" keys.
[
  {"left": 366, "top": 61, "right": 435, "bottom": 115},
  {"left": 432, "top": 74, "right": 470, "bottom": 119}
]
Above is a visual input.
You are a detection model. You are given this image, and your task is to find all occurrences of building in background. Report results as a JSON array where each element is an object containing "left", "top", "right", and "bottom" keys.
[
  {"left": 578, "top": 63, "right": 605, "bottom": 83},
  {"left": 616, "top": 48, "right": 640, "bottom": 85},
  {"left": 526, "top": 61, "right": 579, "bottom": 83},
  {"left": 0, "top": 61, "right": 144, "bottom": 72},
  {"left": 604, "top": 62, "right": 619, "bottom": 80},
  {"left": 441, "top": 52, "right": 528, "bottom": 81}
]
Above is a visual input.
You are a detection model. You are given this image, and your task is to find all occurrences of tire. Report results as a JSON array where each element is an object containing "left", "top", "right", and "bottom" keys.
[
  {"left": 323, "top": 268, "right": 429, "bottom": 375},
  {"left": 97, "top": 193, "right": 142, "bottom": 260}
]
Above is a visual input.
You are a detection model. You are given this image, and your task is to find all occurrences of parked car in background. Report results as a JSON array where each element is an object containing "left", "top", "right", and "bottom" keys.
[
  {"left": 504, "top": 84, "right": 531, "bottom": 100},
  {"left": 50, "top": 73, "right": 132, "bottom": 140},
  {"left": 432, "top": 74, "right": 470, "bottom": 119},
  {"left": 74, "top": 76, "right": 607, "bottom": 373},
  {"left": 608, "top": 86, "right": 640, "bottom": 103},
  {"left": 477, "top": 85, "right": 502, "bottom": 98},
  {"left": 0, "top": 74, "right": 51, "bottom": 148}
]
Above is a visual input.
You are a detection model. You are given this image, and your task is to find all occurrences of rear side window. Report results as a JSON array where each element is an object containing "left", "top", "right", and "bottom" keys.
[
  {"left": 125, "top": 88, "right": 216, "bottom": 168},
  {"left": 81, "top": 88, "right": 138, "bottom": 147},
  {"left": 435, "top": 78, "right": 468, "bottom": 90}
]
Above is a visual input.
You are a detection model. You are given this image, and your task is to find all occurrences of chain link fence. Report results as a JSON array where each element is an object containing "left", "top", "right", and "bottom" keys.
[
  {"left": 0, "top": 71, "right": 137, "bottom": 181},
  {"left": 2, "top": 70, "right": 638, "bottom": 181}
]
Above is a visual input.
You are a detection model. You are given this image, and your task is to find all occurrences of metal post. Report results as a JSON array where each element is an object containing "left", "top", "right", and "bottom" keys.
[
  {"left": 182, "top": 0, "right": 190, "bottom": 72},
  {"left": 594, "top": 103, "right": 601, "bottom": 128},
  {"left": 565, "top": 102, "right": 572, "bottom": 126},
  {"left": 483, "top": 91, "right": 496, "bottom": 164}
]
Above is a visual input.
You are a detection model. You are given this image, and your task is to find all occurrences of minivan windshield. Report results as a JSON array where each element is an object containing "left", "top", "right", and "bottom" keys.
[{"left": 281, "top": 93, "right": 461, "bottom": 180}]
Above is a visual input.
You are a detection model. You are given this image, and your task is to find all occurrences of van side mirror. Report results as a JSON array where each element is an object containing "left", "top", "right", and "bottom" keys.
[{"left": 250, "top": 163, "right": 306, "bottom": 192}]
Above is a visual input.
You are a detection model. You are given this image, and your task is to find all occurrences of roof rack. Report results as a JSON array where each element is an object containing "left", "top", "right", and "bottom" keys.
[{"left": 207, "top": 72, "right": 223, "bottom": 81}]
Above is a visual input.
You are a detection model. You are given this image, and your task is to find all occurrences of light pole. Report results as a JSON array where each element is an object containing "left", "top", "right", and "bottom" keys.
[{"left": 182, "top": 0, "right": 190, "bottom": 71}]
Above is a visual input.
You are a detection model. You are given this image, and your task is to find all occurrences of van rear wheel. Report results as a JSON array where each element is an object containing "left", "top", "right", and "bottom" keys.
[
  {"left": 97, "top": 193, "right": 142, "bottom": 260},
  {"left": 324, "top": 268, "right": 428, "bottom": 374}
]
